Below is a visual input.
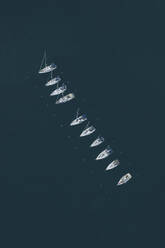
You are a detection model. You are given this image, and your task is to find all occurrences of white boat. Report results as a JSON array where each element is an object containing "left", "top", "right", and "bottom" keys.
[
  {"left": 96, "top": 146, "right": 113, "bottom": 160},
  {"left": 117, "top": 173, "right": 132, "bottom": 186},
  {"left": 90, "top": 136, "right": 104, "bottom": 147},
  {"left": 70, "top": 115, "right": 87, "bottom": 126},
  {"left": 38, "top": 51, "right": 57, "bottom": 74},
  {"left": 50, "top": 84, "right": 67, "bottom": 96},
  {"left": 105, "top": 159, "right": 120, "bottom": 171},
  {"left": 46, "top": 76, "right": 61, "bottom": 86},
  {"left": 56, "top": 93, "right": 75, "bottom": 104},
  {"left": 39, "top": 64, "right": 57, "bottom": 74},
  {"left": 70, "top": 110, "right": 87, "bottom": 126},
  {"left": 80, "top": 126, "right": 96, "bottom": 137}
]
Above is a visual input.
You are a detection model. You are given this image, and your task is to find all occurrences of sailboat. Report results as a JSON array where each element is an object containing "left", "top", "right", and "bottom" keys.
[
  {"left": 105, "top": 159, "right": 120, "bottom": 171},
  {"left": 55, "top": 93, "right": 75, "bottom": 104},
  {"left": 80, "top": 123, "right": 96, "bottom": 137},
  {"left": 90, "top": 136, "right": 104, "bottom": 147},
  {"left": 96, "top": 146, "right": 113, "bottom": 160},
  {"left": 70, "top": 109, "right": 87, "bottom": 126},
  {"left": 50, "top": 83, "right": 67, "bottom": 96},
  {"left": 38, "top": 51, "right": 57, "bottom": 74},
  {"left": 45, "top": 74, "right": 61, "bottom": 86},
  {"left": 117, "top": 173, "right": 132, "bottom": 186}
]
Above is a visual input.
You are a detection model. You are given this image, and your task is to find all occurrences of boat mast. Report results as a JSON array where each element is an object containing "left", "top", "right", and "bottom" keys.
[
  {"left": 56, "top": 94, "right": 60, "bottom": 103},
  {"left": 76, "top": 108, "right": 80, "bottom": 118},
  {"left": 84, "top": 121, "right": 90, "bottom": 130},
  {"left": 50, "top": 70, "right": 53, "bottom": 79},
  {"left": 44, "top": 50, "right": 47, "bottom": 67},
  {"left": 39, "top": 50, "right": 47, "bottom": 70}
]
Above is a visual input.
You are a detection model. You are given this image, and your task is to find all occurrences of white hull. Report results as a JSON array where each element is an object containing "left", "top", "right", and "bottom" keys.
[
  {"left": 56, "top": 93, "right": 75, "bottom": 104},
  {"left": 80, "top": 126, "right": 96, "bottom": 137},
  {"left": 96, "top": 147, "right": 113, "bottom": 160},
  {"left": 90, "top": 137, "right": 104, "bottom": 147},
  {"left": 38, "top": 64, "right": 57, "bottom": 74},
  {"left": 70, "top": 115, "right": 87, "bottom": 126},
  {"left": 45, "top": 76, "right": 61, "bottom": 86},
  {"left": 50, "top": 85, "right": 67, "bottom": 96},
  {"left": 105, "top": 159, "right": 120, "bottom": 171},
  {"left": 117, "top": 173, "right": 132, "bottom": 186}
]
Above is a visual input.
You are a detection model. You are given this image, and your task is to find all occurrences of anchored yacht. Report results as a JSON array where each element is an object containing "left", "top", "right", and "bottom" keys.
[
  {"left": 38, "top": 51, "right": 57, "bottom": 74},
  {"left": 105, "top": 159, "right": 120, "bottom": 171},
  {"left": 96, "top": 146, "right": 113, "bottom": 160},
  {"left": 50, "top": 84, "right": 67, "bottom": 96},
  {"left": 70, "top": 109, "right": 87, "bottom": 126},
  {"left": 56, "top": 93, "right": 75, "bottom": 104},
  {"left": 117, "top": 173, "right": 132, "bottom": 186},
  {"left": 90, "top": 136, "right": 104, "bottom": 147},
  {"left": 70, "top": 115, "right": 87, "bottom": 126},
  {"left": 80, "top": 125, "right": 96, "bottom": 137},
  {"left": 46, "top": 75, "right": 61, "bottom": 86}
]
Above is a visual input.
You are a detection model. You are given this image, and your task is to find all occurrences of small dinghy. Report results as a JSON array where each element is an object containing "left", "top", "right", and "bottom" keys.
[
  {"left": 117, "top": 173, "right": 132, "bottom": 186},
  {"left": 90, "top": 136, "right": 104, "bottom": 147},
  {"left": 38, "top": 51, "right": 57, "bottom": 74},
  {"left": 50, "top": 84, "right": 67, "bottom": 96},
  {"left": 96, "top": 146, "right": 113, "bottom": 160},
  {"left": 56, "top": 93, "right": 75, "bottom": 104},
  {"left": 105, "top": 159, "right": 120, "bottom": 171}
]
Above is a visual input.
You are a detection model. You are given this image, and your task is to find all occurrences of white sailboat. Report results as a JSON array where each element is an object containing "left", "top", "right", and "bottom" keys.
[
  {"left": 38, "top": 51, "right": 57, "bottom": 74},
  {"left": 117, "top": 173, "right": 132, "bottom": 186},
  {"left": 45, "top": 74, "right": 61, "bottom": 86},
  {"left": 50, "top": 84, "right": 67, "bottom": 96},
  {"left": 96, "top": 146, "right": 113, "bottom": 160},
  {"left": 80, "top": 123, "right": 96, "bottom": 137},
  {"left": 55, "top": 93, "right": 75, "bottom": 104},
  {"left": 90, "top": 136, "right": 104, "bottom": 147},
  {"left": 70, "top": 109, "right": 87, "bottom": 126},
  {"left": 105, "top": 159, "right": 120, "bottom": 171}
]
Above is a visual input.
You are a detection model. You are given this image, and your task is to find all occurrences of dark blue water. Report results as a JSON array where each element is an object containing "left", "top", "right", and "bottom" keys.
[{"left": 0, "top": 1, "right": 164, "bottom": 247}]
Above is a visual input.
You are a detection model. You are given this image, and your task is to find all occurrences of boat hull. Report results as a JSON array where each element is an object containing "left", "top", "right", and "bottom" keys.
[
  {"left": 50, "top": 86, "right": 67, "bottom": 96},
  {"left": 90, "top": 137, "right": 104, "bottom": 147},
  {"left": 38, "top": 64, "right": 57, "bottom": 74},
  {"left": 105, "top": 159, "right": 120, "bottom": 171},
  {"left": 45, "top": 76, "right": 61, "bottom": 86},
  {"left": 96, "top": 148, "right": 113, "bottom": 160},
  {"left": 70, "top": 115, "right": 87, "bottom": 126},
  {"left": 117, "top": 173, "right": 132, "bottom": 186},
  {"left": 56, "top": 93, "right": 75, "bottom": 104},
  {"left": 80, "top": 126, "right": 96, "bottom": 137}
]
